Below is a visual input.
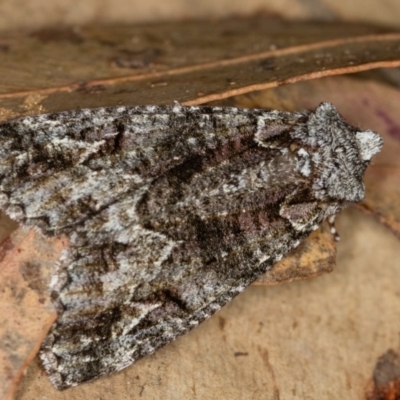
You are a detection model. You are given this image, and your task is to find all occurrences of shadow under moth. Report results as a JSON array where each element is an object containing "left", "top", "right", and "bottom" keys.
[{"left": 0, "top": 102, "right": 382, "bottom": 389}]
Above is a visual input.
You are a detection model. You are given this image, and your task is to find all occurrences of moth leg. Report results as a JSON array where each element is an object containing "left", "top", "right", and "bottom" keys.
[
  {"left": 278, "top": 189, "right": 321, "bottom": 233},
  {"left": 328, "top": 215, "right": 340, "bottom": 242}
]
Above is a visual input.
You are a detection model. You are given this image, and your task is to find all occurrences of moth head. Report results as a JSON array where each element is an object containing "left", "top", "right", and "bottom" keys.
[{"left": 297, "top": 103, "right": 383, "bottom": 204}]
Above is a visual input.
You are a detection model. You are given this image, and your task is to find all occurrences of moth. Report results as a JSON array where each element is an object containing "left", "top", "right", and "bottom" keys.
[{"left": 0, "top": 103, "right": 382, "bottom": 389}]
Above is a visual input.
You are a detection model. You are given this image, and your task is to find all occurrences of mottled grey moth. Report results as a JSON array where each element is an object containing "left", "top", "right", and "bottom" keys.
[{"left": 0, "top": 103, "right": 382, "bottom": 389}]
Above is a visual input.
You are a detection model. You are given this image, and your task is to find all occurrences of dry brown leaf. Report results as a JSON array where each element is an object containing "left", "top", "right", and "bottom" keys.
[
  {"left": 1, "top": 19, "right": 400, "bottom": 113},
  {"left": 0, "top": 225, "right": 67, "bottom": 400},
  {"left": 254, "top": 222, "right": 335, "bottom": 286},
  {"left": 365, "top": 349, "right": 400, "bottom": 400}
]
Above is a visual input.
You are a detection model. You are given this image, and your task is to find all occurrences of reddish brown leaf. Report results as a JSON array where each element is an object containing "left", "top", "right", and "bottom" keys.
[{"left": 0, "top": 225, "right": 67, "bottom": 400}]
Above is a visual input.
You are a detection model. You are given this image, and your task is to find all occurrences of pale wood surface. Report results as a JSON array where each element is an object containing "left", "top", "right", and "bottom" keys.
[{"left": 1, "top": 0, "right": 400, "bottom": 31}]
